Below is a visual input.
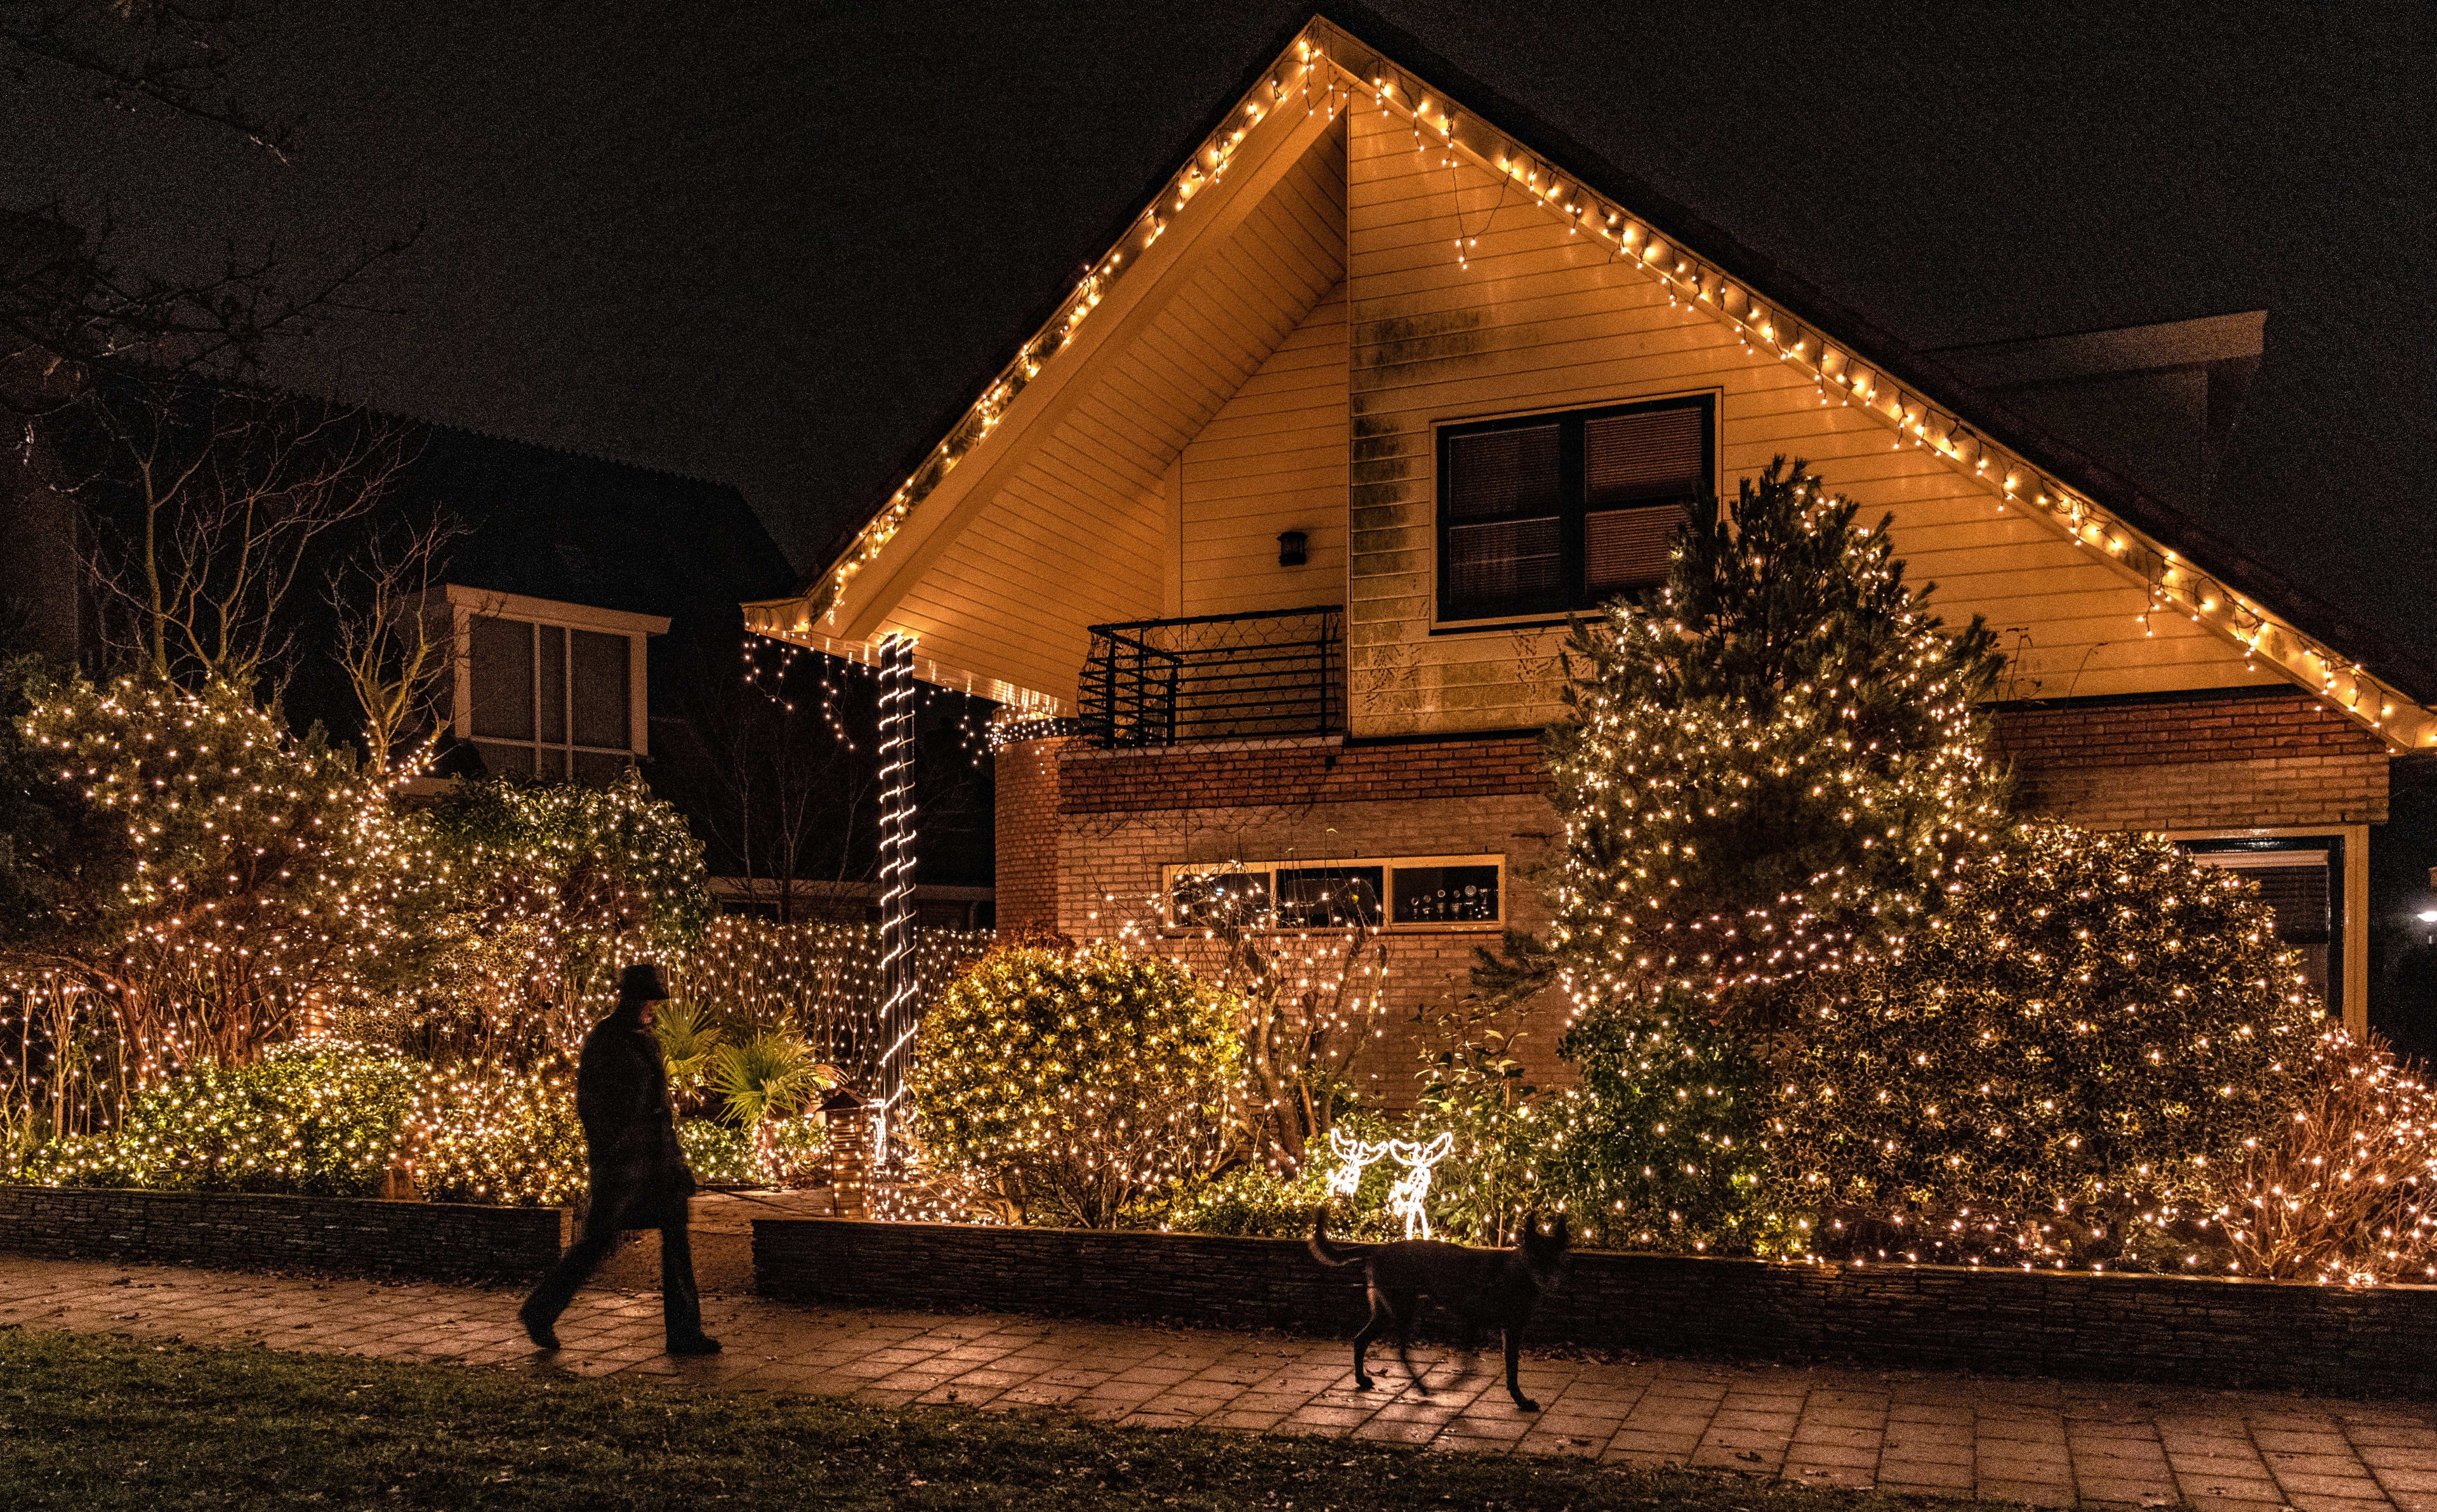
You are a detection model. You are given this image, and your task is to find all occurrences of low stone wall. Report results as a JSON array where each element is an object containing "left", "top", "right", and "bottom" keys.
[
  {"left": 755, "top": 1218, "right": 2437, "bottom": 1398},
  {"left": 0, "top": 1185, "right": 571, "bottom": 1282}
]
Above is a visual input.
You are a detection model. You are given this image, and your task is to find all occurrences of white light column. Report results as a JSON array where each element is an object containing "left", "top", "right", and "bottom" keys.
[{"left": 873, "top": 632, "right": 920, "bottom": 1154}]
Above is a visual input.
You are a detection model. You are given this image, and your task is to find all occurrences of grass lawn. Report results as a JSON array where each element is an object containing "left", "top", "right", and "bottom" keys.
[{"left": 1, "top": 1327, "right": 1987, "bottom": 1511}]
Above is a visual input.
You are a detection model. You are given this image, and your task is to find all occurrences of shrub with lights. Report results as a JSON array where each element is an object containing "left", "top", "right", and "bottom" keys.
[
  {"left": 1521, "top": 455, "right": 2008, "bottom": 1028},
  {"left": 908, "top": 943, "right": 1240, "bottom": 1228},
  {"left": 366, "top": 770, "right": 713, "bottom": 1062},
  {"left": 20, "top": 1041, "right": 421, "bottom": 1197},
  {"left": 405, "top": 1058, "right": 587, "bottom": 1208},
  {"left": 13, "top": 673, "right": 407, "bottom": 1086},
  {"left": 1773, "top": 822, "right": 2325, "bottom": 1269},
  {"left": 1542, "top": 989, "right": 1774, "bottom": 1254},
  {"left": 2210, "top": 1029, "right": 2437, "bottom": 1285}
]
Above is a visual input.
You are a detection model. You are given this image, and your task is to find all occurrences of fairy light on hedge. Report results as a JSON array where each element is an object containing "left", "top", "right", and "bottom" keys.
[{"left": 905, "top": 942, "right": 1239, "bottom": 1228}]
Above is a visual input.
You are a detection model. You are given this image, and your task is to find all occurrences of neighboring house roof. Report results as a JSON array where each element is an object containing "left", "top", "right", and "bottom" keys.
[{"left": 743, "top": 8, "right": 2435, "bottom": 750}]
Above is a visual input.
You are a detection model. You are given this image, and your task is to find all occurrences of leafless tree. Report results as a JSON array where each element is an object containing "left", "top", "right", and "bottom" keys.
[
  {"left": 324, "top": 504, "right": 461, "bottom": 772},
  {"left": 75, "top": 381, "right": 413, "bottom": 695}
]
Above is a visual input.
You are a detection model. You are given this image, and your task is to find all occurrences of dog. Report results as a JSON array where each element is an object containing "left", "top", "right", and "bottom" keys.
[{"left": 1307, "top": 1207, "right": 1570, "bottom": 1412}]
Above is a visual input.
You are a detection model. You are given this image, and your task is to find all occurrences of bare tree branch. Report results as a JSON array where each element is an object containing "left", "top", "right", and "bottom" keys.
[
  {"left": 73, "top": 380, "right": 412, "bottom": 694},
  {"left": 326, "top": 501, "right": 460, "bottom": 772}
]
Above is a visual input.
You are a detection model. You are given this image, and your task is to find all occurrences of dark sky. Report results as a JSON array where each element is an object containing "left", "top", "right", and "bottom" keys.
[{"left": 7, "top": 1, "right": 2429, "bottom": 661}]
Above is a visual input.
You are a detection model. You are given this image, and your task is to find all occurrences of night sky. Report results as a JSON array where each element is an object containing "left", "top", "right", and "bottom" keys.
[{"left": 6, "top": 1, "right": 2427, "bottom": 662}]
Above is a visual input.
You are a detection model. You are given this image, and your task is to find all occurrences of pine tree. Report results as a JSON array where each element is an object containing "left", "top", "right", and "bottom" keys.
[
  {"left": 1531, "top": 456, "right": 2009, "bottom": 1027},
  {"left": 1471, "top": 457, "right": 2008, "bottom": 1252}
]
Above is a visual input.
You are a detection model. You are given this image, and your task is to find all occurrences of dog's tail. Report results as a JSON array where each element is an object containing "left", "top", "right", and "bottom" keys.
[{"left": 1308, "top": 1207, "right": 1371, "bottom": 1268}]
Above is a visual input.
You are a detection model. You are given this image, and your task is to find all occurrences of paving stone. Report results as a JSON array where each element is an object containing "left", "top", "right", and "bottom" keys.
[{"left": 4, "top": 1253, "right": 2430, "bottom": 1510}]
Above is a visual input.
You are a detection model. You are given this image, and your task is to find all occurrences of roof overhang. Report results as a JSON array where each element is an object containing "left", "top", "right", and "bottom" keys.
[{"left": 746, "top": 11, "right": 2437, "bottom": 751}]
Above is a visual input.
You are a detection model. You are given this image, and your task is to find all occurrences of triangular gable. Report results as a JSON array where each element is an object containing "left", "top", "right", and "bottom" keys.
[{"left": 744, "top": 12, "right": 2434, "bottom": 751}]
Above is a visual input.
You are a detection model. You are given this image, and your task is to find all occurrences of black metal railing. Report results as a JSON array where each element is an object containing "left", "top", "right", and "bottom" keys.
[{"left": 1078, "top": 605, "right": 1344, "bottom": 747}]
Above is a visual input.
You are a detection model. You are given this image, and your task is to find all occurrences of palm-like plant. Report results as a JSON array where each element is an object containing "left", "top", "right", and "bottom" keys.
[
  {"left": 652, "top": 999, "right": 723, "bottom": 1115},
  {"left": 710, "top": 1032, "right": 829, "bottom": 1129}
]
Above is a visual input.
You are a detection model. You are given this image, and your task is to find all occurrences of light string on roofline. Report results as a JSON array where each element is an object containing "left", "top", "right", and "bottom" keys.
[
  {"left": 1304, "top": 22, "right": 2422, "bottom": 748},
  {"left": 791, "top": 39, "right": 1351, "bottom": 635},
  {"left": 759, "top": 15, "right": 2420, "bottom": 749}
]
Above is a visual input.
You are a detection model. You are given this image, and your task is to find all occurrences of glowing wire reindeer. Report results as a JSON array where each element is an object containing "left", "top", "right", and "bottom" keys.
[
  {"left": 1323, "top": 1124, "right": 1390, "bottom": 1201},
  {"left": 1384, "top": 1131, "right": 1453, "bottom": 1240}
]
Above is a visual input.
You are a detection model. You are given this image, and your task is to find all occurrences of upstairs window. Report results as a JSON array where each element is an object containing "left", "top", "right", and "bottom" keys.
[
  {"left": 1436, "top": 394, "right": 1715, "bottom": 625},
  {"left": 468, "top": 615, "right": 637, "bottom": 784},
  {"left": 430, "top": 585, "right": 665, "bottom": 790}
]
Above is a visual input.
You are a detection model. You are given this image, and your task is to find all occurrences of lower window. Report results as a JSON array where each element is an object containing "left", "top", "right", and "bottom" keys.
[
  {"left": 2177, "top": 836, "right": 2341, "bottom": 1014},
  {"left": 1165, "top": 855, "right": 1503, "bottom": 932}
]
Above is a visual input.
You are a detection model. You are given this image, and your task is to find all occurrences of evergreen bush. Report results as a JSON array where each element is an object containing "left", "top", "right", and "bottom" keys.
[
  {"left": 1773, "top": 822, "right": 2324, "bottom": 1268},
  {"left": 908, "top": 943, "right": 1239, "bottom": 1227}
]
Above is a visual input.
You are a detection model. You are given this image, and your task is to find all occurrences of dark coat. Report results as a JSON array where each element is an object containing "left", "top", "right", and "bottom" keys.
[{"left": 574, "top": 1002, "right": 694, "bottom": 1229}]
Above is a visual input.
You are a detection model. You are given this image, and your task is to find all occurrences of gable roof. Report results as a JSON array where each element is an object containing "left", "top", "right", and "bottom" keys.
[{"left": 743, "top": 9, "right": 2436, "bottom": 751}]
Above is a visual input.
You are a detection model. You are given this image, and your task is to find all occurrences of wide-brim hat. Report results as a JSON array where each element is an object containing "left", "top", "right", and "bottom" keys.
[{"left": 618, "top": 961, "right": 671, "bottom": 1002}]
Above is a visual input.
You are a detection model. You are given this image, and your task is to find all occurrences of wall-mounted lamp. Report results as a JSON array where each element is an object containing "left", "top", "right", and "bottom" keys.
[{"left": 1277, "top": 529, "right": 1308, "bottom": 567}]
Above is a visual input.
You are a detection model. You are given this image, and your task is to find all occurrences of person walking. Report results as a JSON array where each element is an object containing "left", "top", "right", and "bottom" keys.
[{"left": 519, "top": 961, "right": 721, "bottom": 1355}]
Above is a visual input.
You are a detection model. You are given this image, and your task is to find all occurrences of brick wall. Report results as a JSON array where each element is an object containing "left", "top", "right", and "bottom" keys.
[
  {"left": 993, "top": 736, "right": 1069, "bottom": 931},
  {"left": 988, "top": 694, "right": 2393, "bottom": 1101},
  {"left": 755, "top": 1218, "right": 2437, "bottom": 1397},
  {"left": 1993, "top": 689, "right": 2389, "bottom": 828},
  {"left": 1059, "top": 734, "right": 1544, "bottom": 815},
  {"left": 1054, "top": 780, "right": 1569, "bottom": 1101},
  {"left": 0, "top": 1186, "right": 571, "bottom": 1282}
]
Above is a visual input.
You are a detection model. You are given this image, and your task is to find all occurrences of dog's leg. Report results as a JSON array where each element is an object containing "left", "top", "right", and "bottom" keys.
[
  {"left": 1389, "top": 1289, "right": 1428, "bottom": 1397},
  {"left": 1351, "top": 1287, "right": 1391, "bottom": 1392},
  {"left": 1503, "top": 1320, "right": 1538, "bottom": 1412}
]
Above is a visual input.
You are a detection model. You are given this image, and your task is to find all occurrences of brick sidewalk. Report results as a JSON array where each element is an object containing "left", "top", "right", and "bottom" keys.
[{"left": 4, "top": 1252, "right": 2432, "bottom": 1512}]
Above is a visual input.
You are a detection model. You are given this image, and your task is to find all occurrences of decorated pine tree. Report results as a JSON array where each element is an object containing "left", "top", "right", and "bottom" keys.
[
  {"left": 1533, "top": 455, "right": 2010, "bottom": 1025},
  {"left": 1467, "top": 457, "right": 2009, "bottom": 1251}
]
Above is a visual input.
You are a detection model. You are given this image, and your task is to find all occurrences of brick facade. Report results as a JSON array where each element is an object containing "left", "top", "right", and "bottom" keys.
[
  {"left": 994, "top": 689, "right": 2391, "bottom": 1100},
  {"left": 1059, "top": 733, "right": 1545, "bottom": 815},
  {"left": 1991, "top": 688, "right": 2389, "bottom": 829},
  {"left": 993, "top": 736, "right": 1069, "bottom": 931}
]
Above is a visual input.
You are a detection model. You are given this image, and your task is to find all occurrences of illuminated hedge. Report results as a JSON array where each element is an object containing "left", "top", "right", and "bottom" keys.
[
  {"left": 1773, "top": 821, "right": 2324, "bottom": 1269},
  {"left": 908, "top": 944, "right": 1239, "bottom": 1227},
  {"left": 18, "top": 1041, "right": 421, "bottom": 1197},
  {"left": 1543, "top": 990, "right": 1774, "bottom": 1254},
  {"left": 405, "top": 1060, "right": 586, "bottom": 1208}
]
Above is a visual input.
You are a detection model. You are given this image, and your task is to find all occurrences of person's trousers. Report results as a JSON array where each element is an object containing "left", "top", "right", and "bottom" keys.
[{"left": 522, "top": 1196, "right": 704, "bottom": 1346}]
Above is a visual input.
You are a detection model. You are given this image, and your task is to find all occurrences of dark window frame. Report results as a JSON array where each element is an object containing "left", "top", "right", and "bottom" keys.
[{"left": 1431, "top": 391, "right": 1718, "bottom": 631}]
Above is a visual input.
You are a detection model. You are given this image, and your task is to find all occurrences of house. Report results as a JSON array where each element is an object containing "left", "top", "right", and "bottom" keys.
[{"left": 742, "top": 13, "right": 2433, "bottom": 1069}]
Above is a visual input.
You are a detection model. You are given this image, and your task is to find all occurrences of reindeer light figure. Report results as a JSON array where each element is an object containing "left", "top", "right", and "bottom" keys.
[
  {"left": 1323, "top": 1125, "right": 1390, "bottom": 1202},
  {"left": 1384, "top": 1132, "right": 1454, "bottom": 1240}
]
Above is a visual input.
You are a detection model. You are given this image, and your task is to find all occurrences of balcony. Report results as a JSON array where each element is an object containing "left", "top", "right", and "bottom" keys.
[{"left": 1077, "top": 605, "right": 1343, "bottom": 748}]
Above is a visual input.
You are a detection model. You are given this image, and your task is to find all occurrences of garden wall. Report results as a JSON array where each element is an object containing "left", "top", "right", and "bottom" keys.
[
  {"left": 754, "top": 1218, "right": 2437, "bottom": 1398},
  {"left": 0, "top": 1186, "right": 571, "bottom": 1282}
]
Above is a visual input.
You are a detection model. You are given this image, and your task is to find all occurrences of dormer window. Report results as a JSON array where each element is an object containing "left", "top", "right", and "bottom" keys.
[
  {"left": 1434, "top": 393, "right": 1715, "bottom": 626},
  {"left": 435, "top": 585, "right": 668, "bottom": 785}
]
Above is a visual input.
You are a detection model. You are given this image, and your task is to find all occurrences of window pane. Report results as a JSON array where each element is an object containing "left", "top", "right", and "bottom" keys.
[
  {"left": 1276, "top": 866, "right": 1384, "bottom": 928},
  {"left": 1391, "top": 864, "right": 1500, "bottom": 925},
  {"left": 538, "top": 625, "right": 567, "bottom": 744},
  {"left": 1171, "top": 869, "right": 1269, "bottom": 928},
  {"left": 1445, "top": 424, "right": 1562, "bottom": 519},
  {"left": 470, "top": 739, "right": 534, "bottom": 779},
  {"left": 571, "top": 631, "right": 631, "bottom": 750},
  {"left": 1585, "top": 405, "right": 1706, "bottom": 506},
  {"left": 1584, "top": 506, "right": 1679, "bottom": 595},
  {"left": 1446, "top": 518, "right": 1561, "bottom": 618},
  {"left": 2183, "top": 848, "right": 2332, "bottom": 1004},
  {"left": 571, "top": 749, "right": 630, "bottom": 787},
  {"left": 468, "top": 617, "right": 534, "bottom": 740}
]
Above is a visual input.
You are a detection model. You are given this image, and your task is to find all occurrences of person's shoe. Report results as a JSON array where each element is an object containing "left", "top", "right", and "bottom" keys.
[
  {"left": 666, "top": 1334, "right": 723, "bottom": 1357},
  {"left": 518, "top": 1299, "right": 561, "bottom": 1351}
]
